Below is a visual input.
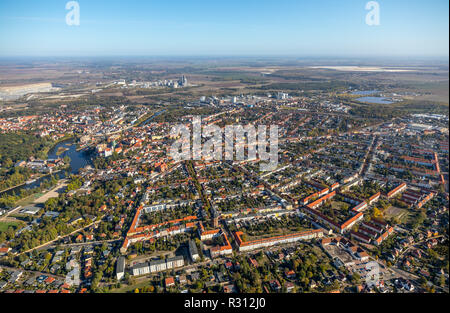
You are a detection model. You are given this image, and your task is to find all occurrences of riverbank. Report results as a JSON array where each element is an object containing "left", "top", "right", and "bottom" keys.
[
  {"left": 135, "top": 109, "right": 167, "bottom": 127},
  {"left": 41, "top": 135, "right": 75, "bottom": 158},
  {"left": 0, "top": 169, "right": 66, "bottom": 196},
  {"left": 1, "top": 137, "right": 90, "bottom": 201},
  {"left": 55, "top": 146, "right": 70, "bottom": 156},
  {"left": 0, "top": 135, "right": 75, "bottom": 195}
]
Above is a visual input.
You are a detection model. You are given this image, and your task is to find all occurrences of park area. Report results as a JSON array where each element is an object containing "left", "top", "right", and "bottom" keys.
[
  {"left": 385, "top": 206, "right": 410, "bottom": 223},
  {"left": 317, "top": 200, "right": 354, "bottom": 224},
  {"left": 238, "top": 215, "right": 314, "bottom": 241}
]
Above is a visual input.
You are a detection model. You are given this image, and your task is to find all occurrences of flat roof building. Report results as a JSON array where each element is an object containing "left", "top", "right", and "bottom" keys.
[
  {"left": 116, "top": 256, "right": 125, "bottom": 281},
  {"left": 188, "top": 240, "right": 199, "bottom": 262}
]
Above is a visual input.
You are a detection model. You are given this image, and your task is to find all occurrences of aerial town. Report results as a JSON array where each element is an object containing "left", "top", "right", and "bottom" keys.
[
  {"left": 0, "top": 0, "right": 448, "bottom": 301},
  {"left": 0, "top": 64, "right": 448, "bottom": 295}
]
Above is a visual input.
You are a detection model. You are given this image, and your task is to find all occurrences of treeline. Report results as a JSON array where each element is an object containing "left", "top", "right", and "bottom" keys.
[
  {"left": 0, "top": 167, "right": 34, "bottom": 192},
  {"left": 257, "top": 81, "right": 356, "bottom": 92},
  {"left": 0, "top": 132, "right": 52, "bottom": 165},
  {"left": 0, "top": 132, "right": 59, "bottom": 193},
  {"left": 0, "top": 175, "right": 59, "bottom": 208},
  {"left": 350, "top": 100, "right": 449, "bottom": 119}
]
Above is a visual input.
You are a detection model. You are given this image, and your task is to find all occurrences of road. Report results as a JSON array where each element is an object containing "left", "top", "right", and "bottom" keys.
[
  {"left": 0, "top": 206, "right": 23, "bottom": 222},
  {"left": 13, "top": 218, "right": 105, "bottom": 256},
  {"left": 43, "top": 239, "right": 121, "bottom": 250},
  {"left": 0, "top": 265, "right": 66, "bottom": 281}
]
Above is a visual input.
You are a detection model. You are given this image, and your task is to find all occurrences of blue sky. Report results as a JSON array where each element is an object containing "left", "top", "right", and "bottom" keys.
[{"left": 0, "top": 0, "right": 448, "bottom": 57}]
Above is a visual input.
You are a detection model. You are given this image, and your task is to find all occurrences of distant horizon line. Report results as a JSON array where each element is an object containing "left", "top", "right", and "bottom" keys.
[{"left": 0, "top": 54, "right": 448, "bottom": 62}]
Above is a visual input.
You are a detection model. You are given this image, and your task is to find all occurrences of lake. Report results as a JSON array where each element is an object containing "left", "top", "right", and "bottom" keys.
[
  {"left": 355, "top": 96, "right": 394, "bottom": 105},
  {"left": 0, "top": 139, "right": 91, "bottom": 197},
  {"left": 47, "top": 139, "right": 91, "bottom": 174}
]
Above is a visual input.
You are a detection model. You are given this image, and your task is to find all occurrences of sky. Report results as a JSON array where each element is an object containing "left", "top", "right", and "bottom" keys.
[{"left": 0, "top": 0, "right": 448, "bottom": 58}]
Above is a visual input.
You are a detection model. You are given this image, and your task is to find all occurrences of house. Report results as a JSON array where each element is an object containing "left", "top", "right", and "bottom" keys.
[
  {"left": 351, "top": 231, "right": 371, "bottom": 244},
  {"left": 75, "top": 234, "right": 84, "bottom": 242},
  {"left": 223, "top": 284, "right": 237, "bottom": 293},
  {"left": 20, "top": 206, "right": 41, "bottom": 215},
  {"left": 402, "top": 280, "right": 415, "bottom": 291},
  {"left": 269, "top": 280, "right": 281, "bottom": 292},
  {"left": 387, "top": 183, "right": 407, "bottom": 199},
  {"left": 356, "top": 251, "right": 369, "bottom": 261},
  {"left": 419, "top": 269, "right": 430, "bottom": 278},
  {"left": 249, "top": 258, "right": 259, "bottom": 268},
  {"left": 69, "top": 216, "right": 84, "bottom": 225},
  {"left": 9, "top": 271, "right": 23, "bottom": 284},
  {"left": 224, "top": 261, "right": 233, "bottom": 270},
  {"left": 215, "top": 272, "right": 227, "bottom": 284},
  {"left": 412, "top": 249, "right": 422, "bottom": 258},
  {"left": 0, "top": 246, "right": 11, "bottom": 255},
  {"left": 0, "top": 281, "right": 7, "bottom": 290},
  {"left": 44, "top": 276, "right": 56, "bottom": 284},
  {"left": 36, "top": 275, "right": 48, "bottom": 283},
  {"left": 285, "top": 282, "right": 295, "bottom": 292},
  {"left": 285, "top": 270, "right": 296, "bottom": 279},
  {"left": 165, "top": 277, "right": 175, "bottom": 288},
  {"left": 338, "top": 274, "right": 347, "bottom": 282},
  {"left": 190, "top": 272, "right": 200, "bottom": 281},
  {"left": 178, "top": 275, "right": 187, "bottom": 285},
  {"left": 188, "top": 240, "right": 199, "bottom": 262},
  {"left": 70, "top": 246, "right": 82, "bottom": 255},
  {"left": 132, "top": 262, "right": 150, "bottom": 276}
]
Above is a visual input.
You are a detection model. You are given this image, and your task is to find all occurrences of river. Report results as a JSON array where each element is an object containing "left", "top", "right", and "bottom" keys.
[
  {"left": 142, "top": 109, "right": 166, "bottom": 125},
  {"left": 0, "top": 139, "right": 91, "bottom": 197}
]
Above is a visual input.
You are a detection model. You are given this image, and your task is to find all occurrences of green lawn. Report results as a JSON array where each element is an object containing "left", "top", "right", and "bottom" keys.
[
  {"left": 110, "top": 278, "right": 157, "bottom": 293},
  {"left": 385, "top": 206, "right": 409, "bottom": 222},
  {"left": 15, "top": 192, "right": 44, "bottom": 207},
  {"left": 0, "top": 220, "right": 23, "bottom": 232},
  {"left": 331, "top": 200, "right": 351, "bottom": 211}
]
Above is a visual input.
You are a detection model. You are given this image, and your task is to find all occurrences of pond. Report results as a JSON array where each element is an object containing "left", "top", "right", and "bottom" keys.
[{"left": 355, "top": 96, "right": 394, "bottom": 105}]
